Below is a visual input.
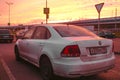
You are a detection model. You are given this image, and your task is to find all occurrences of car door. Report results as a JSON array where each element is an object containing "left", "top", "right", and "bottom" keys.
[
  {"left": 19, "top": 27, "right": 35, "bottom": 58},
  {"left": 26, "top": 26, "right": 51, "bottom": 64}
]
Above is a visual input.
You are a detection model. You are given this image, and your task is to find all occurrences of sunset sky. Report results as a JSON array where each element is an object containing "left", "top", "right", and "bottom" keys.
[{"left": 0, "top": 0, "right": 120, "bottom": 25}]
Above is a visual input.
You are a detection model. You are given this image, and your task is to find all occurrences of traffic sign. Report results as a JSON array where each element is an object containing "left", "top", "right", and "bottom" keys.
[
  {"left": 95, "top": 3, "right": 104, "bottom": 13},
  {"left": 44, "top": 8, "right": 50, "bottom": 14}
]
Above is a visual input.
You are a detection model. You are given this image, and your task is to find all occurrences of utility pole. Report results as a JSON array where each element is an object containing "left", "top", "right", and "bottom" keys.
[
  {"left": 6, "top": 2, "right": 13, "bottom": 26},
  {"left": 43, "top": 0, "right": 50, "bottom": 24},
  {"left": 115, "top": 8, "right": 117, "bottom": 30}
]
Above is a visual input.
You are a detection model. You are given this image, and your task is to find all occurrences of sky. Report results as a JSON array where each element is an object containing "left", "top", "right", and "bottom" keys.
[{"left": 0, "top": 0, "right": 120, "bottom": 25}]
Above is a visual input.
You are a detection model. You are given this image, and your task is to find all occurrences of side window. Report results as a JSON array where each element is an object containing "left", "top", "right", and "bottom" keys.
[
  {"left": 33, "top": 26, "right": 51, "bottom": 39},
  {"left": 24, "top": 28, "right": 35, "bottom": 39}
]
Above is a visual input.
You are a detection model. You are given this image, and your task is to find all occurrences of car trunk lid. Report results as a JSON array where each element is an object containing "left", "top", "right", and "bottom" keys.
[{"left": 64, "top": 37, "right": 113, "bottom": 61}]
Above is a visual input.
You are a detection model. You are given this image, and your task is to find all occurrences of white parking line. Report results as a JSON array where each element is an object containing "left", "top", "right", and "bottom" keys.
[{"left": 0, "top": 58, "right": 16, "bottom": 80}]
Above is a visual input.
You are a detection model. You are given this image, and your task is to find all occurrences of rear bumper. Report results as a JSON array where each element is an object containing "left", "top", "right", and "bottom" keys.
[
  {"left": 52, "top": 56, "right": 115, "bottom": 78},
  {"left": 67, "top": 64, "right": 114, "bottom": 77}
]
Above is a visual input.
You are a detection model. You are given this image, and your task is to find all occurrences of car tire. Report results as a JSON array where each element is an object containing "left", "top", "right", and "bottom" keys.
[
  {"left": 40, "top": 57, "right": 54, "bottom": 80},
  {"left": 14, "top": 46, "right": 21, "bottom": 61}
]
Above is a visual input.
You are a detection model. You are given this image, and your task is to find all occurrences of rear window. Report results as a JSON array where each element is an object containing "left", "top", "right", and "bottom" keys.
[
  {"left": 0, "top": 30, "right": 10, "bottom": 34},
  {"left": 53, "top": 25, "right": 97, "bottom": 37}
]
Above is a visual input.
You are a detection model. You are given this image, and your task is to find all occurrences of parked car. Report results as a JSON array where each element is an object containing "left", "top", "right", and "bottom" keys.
[
  {"left": 98, "top": 30, "right": 115, "bottom": 39},
  {"left": 14, "top": 24, "right": 115, "bottom": 80},
  {"left": 0, "top": 29, "right": 14, "bottom": 43}
]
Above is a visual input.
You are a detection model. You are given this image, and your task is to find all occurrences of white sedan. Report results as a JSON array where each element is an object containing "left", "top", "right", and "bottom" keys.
[{"left": 14, "top": 24, "right": 115, "bottom": 80}]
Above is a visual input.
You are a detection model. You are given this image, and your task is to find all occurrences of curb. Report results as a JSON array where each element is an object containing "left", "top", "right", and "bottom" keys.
[{"left": 0, "top": 57, "right": 16, "bottom": 80}]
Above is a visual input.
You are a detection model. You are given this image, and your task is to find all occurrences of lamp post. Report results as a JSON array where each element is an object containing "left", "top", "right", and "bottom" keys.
[
  {"left": 6, "top": 2, "right": 13, "bottom": 26},
  {"left": 46, "top": 0, "right": 48, "bottom": 24},
  {"left": 115, "top": 0, "right": 117, "bottom": 30}
]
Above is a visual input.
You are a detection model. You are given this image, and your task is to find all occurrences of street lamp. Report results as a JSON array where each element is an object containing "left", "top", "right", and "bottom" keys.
[
  {"left": 6, "top": 2, "right": 13, "bottom": 26},
  {"left": 115, "top": 0, "right": 118, "bottom": 30}
]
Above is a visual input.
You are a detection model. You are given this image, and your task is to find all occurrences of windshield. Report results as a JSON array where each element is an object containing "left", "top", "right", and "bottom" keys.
[{"left": 53, "top": 25, "right": 97, "bottom": 37}]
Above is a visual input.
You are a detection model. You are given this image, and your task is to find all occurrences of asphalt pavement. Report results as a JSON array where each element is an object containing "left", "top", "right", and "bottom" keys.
[{"left": 0, "top": 58, "right": 10, "bottom": 80}]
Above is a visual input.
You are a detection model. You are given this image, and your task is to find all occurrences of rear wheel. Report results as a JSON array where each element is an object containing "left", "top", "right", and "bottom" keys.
[
  {"left": 40, "top": 57, "right": 54, "bottom": 80},
  {"left": 14, "top": 46, "right": 21, "bottom": 61}
]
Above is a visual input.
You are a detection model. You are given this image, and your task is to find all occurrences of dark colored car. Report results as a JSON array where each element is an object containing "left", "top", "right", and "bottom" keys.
[
  {"left": 0, "top": 29, "right": 14, "bottom": 43},
  {"left": 98, "top": 31, "right": 115, "bottom": 39}
]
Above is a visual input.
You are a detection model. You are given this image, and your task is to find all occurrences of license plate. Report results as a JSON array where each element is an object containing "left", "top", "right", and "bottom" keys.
[{"left": 89, "top": 47, "right": 107, "bottom": 55}]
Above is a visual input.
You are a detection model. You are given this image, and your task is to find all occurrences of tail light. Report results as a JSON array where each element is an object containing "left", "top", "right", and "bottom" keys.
[{"left": 61, "top": 45, "right": 81, "bottom": 57}]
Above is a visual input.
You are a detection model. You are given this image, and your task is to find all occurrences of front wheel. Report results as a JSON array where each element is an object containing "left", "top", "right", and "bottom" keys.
[
  {"left": 40, "top": 57, "right": 54, "bottom": 80},
  {"left": 14, "top": 46, "right": 21, "bottom": 61}
]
